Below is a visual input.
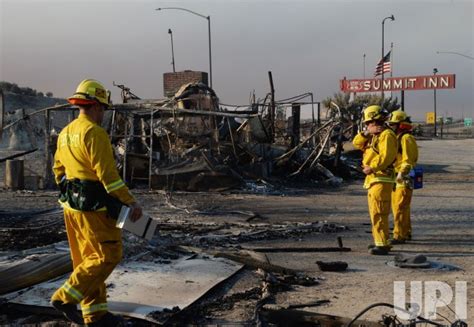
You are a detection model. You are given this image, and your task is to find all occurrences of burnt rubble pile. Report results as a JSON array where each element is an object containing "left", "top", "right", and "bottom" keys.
[
  {"left": 107, "top": 82, "right": 361, "bottom": 192},
  {"left": 1, "top": 81, "right": 363, "bottom": 191}
]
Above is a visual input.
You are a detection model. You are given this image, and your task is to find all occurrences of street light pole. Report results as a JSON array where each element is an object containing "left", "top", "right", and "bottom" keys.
[
  {"left": 433, "top": 68, "right": 438, "bottom": 138},
  {"left": 168, "top": 29, "right": 176, "bottom": 73},
  {"left": 156, "top": 7, "right": 213, "bottom": 88},
  {"left": 207, "top": 16, "right": 212, "bottom": 88},
  {"left": 381, "top": 15, "right": 395, "bottom": 99},
  {"left": 436, "top": 51, "right": 474, "bottom": 60}
]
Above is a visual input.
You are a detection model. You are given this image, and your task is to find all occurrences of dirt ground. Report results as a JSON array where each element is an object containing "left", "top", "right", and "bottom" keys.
[{"left": 0, "top": 138, "right": 472, "bottom": 325}]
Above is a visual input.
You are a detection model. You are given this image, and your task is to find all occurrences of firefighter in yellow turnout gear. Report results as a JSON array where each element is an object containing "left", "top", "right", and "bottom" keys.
[
  {"left": 353, "top": 105, "right": 397, "bottom": 255},
  {"left": 50, "top": 79, "right": 142, "bottom": 326},
  {"left": 388, "top": 110, "right": 418, "bottom": 243}
]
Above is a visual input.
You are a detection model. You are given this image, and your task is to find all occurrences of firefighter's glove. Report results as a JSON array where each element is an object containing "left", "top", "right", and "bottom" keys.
[
  {"left": 129, "top": 202, "right": 143, "bottom": 222},
  {"left": 363, "top": 166, "right": 374, "bottom": 175},
  {"left": 396, "top": 172, "right": 404, "bottom": 183},
  {"left": 367, "top": 125, "right": 384, "bottom": 135}
]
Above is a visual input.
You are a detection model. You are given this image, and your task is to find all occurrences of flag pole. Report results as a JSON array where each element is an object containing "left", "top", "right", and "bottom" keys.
[
  {"left": 390, "top": 42, "right": 393, "bottom": 98},
  {"left": 363, "top": 53, "right": 366, "bottom": 79},
  {"left": 390, "top": 42, "right": 393, "bottom": 78}
]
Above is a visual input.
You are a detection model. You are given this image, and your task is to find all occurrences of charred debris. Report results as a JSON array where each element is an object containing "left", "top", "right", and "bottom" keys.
[
  {"left": 3, "top": 72, "right": 362, "bottom": 192},
  {"left": 105, "top": 73, "right": 360, "bottom": 192}
]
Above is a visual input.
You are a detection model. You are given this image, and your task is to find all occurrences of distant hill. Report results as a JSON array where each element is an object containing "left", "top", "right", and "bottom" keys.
[
  {"left": 1, "top": 81, "right": 67, "bottom": 112},
  {"left": 3, "top": 92, "right": 66, "bottom": 113},
  {"left": 1, "top": 88, "right": 67, "bottom": 150}
]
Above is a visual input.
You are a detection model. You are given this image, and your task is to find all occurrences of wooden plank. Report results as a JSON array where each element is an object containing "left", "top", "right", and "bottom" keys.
[
  {"left": 0, "top": 253, "right": 72, "bottom": 295},
  {"left": 176, "top": 245, "right": 298, "bottom": 275},
  {"left": 215, "top": 251, "right": 298, "bottom": 275}
]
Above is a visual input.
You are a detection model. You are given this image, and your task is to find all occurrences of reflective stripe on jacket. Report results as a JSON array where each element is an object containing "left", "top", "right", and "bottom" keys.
[
  {"left": 353, "top": 128, "right": 397, "bottom": 189},
  {"left": 53, "top": 113, "right": 135, "bottom": 206}
]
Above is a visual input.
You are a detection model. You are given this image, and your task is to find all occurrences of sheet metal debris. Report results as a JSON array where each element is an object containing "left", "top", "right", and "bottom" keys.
[
  {"left": 386, "top": 255, "right": 461, "bottom": 271},
  {"left": 3, "top": 254, "right": 243, "bottom": 324}
]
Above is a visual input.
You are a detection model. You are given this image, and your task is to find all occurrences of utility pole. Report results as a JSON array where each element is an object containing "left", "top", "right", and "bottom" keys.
[
  {"left": 433, "top": 68, "right": 438, "bottom": 137},
  {"left": 168, "top": 29, "right": 176, "bottom": 72}
]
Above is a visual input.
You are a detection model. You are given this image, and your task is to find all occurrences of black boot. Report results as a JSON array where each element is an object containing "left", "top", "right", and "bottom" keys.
[
  {"left": 390, "top": 238, "right": 406, "bottom": 245},
  {"left": 86, "top": 312, "right": 124, "bottom": 327},
  {"left": 51, "top": 300, "right": 84, "bottom": 325},
  {"left": 368, "top": 246, "right": 390, "bottom": 255}
]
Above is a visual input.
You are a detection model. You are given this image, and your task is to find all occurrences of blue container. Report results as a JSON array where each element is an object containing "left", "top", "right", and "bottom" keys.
[{"left": 409, "top": 166, "right": 423, "bottom": 189}]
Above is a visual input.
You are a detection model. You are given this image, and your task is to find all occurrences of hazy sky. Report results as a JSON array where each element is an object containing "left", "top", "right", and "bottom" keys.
[{"left": 1, "top": 0, "right": 473, "bottom": 120}]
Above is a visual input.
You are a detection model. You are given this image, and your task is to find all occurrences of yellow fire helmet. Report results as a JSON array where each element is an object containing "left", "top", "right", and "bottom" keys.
[
  {"left": 68, "top": 79, "right": 111, "bottom": 107},
  {"left": 363, "top": 105, "right": 388, "bottom": 123},
  {"left": 388, "top": 110, "right": 409, "bottom": 124}
]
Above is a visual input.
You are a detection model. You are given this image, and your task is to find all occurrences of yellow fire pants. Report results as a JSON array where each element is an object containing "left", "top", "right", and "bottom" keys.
[
  {"left": 392, "top": 186, "right": 413, "bottom": 240},
  {"left": 51, "top": 209, "right": 122, "bottom": 324},
  {"left": 367, "top": 183, "right": 392, "bottom": 247}
]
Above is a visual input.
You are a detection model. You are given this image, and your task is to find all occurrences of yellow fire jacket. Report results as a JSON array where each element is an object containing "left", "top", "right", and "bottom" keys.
[
  {"left": 53, "top": 113, "right": 135, "bottom": 209},
  {"left": 394, "top": 132, "right": 418, "bottom": 175},
  {"left": 353, "top": 128, "right": 397, "bottom": 189}
]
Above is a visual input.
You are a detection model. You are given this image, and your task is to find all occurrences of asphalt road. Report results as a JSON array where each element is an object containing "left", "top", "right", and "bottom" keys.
[{"left": 239, "top": 138, "right": 474, "bottom": 323}]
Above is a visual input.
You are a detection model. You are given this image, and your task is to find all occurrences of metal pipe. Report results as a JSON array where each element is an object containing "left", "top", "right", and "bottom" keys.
[
  {"left": 2, "top": 104, "right": 71, "bottom": 131},
  {"left": 401, "top": 90, "right": 405, "bottom": 111},
  {"left": 227, "top": 117, "right": 238, "bottom": 158},
  {"left": 149, "top": 108, "right": 154, "bottom": 189},
  {"left": 317, "top": 102, "right": 321, "bottom": 127},
  {"left": 123, "top": 121, "right": 128, "bottom": 182}
]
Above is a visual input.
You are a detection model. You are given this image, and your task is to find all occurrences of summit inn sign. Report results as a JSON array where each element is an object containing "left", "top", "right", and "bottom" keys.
[{"left": 340, "top": 74, "right": 455, "bottom": 93}]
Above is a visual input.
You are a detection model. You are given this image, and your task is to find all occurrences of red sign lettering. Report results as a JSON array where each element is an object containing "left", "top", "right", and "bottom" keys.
[{"left": 340, "top": 74, "right": 455, "bottom": 93}]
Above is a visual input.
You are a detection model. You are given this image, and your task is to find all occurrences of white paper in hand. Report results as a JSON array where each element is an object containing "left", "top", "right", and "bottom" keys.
[{"left": 115, "top": 206, "right": 157, "bottom": 240}]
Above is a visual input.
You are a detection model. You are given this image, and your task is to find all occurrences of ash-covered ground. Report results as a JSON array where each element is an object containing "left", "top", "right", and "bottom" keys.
[{"left": 0, "top": 138, "right": 472, "bottom": 325}]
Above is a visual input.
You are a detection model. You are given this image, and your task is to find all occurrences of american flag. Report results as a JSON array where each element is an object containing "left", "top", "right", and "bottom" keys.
[{"left": 374, "top": 51, "right": 391, "bottom": 77}]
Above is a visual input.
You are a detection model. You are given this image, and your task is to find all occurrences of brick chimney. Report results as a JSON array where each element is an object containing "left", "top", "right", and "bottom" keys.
[{"left": 163, "top": 70, "right": 209, "bottom": 97}]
